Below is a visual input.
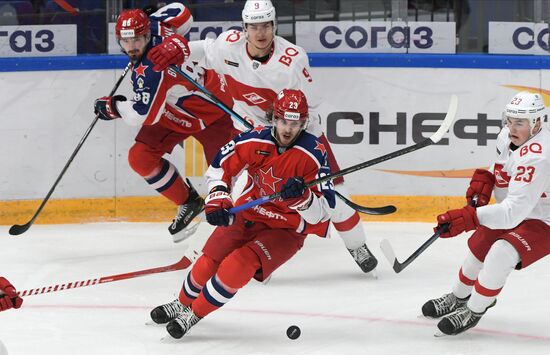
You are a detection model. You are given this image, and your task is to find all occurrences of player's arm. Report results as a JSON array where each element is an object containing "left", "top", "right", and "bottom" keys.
[
  {"left": 281, "top": 162, "right": 335, "bottom": 225},
  {"left": 204, "top": 135, "right": 251, "bottom": 226},
  {"left": 115, "top": 65, "right": 168, "bottom": 126},
  {"left": 476, "top": 155, "right": 550, "bottom": 229},
  {"left": 0, "top": 277, "right": 23, "bottom": 312},
  {"left": 147, "top": 3, "right": 193, "bottom": 72},
  {"left": 149, "top": 3, "right": 193, "bottom": 37}
]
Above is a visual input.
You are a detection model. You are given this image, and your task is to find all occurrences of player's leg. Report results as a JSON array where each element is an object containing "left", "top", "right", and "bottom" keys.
[
  {"left": 193, "top": 114, "right": 240, "bottom": 165},
  {"left": 437, "top": 219, "right": 550, "bottom": 335},
  {"left": 165, "top": 225, "right": 306, "bottom": 338},
  {"left": 128, "top": 123, "right": 203, "bottom": 241},
  {"left": 318, "top": 134, "right": 377, "bottom": 273},
  {"left": 422, "top": 226, "right": 503, "bottom": 318},
  {"left": 151, "top": 215, "right": 250, "bottom": 325}
]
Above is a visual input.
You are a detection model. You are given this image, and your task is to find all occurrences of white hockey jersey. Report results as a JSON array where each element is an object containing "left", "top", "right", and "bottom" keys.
[
  {"left": 188, "top": 31, "right": 323, "bottom": 136},
  {"left": 477, "top": 126, "right": 550, "bottom": 229}
]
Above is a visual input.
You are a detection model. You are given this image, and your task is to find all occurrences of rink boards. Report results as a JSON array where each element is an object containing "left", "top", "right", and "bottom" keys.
[{"left": 0, "top": 54, "right": 548, "bottom": 224}]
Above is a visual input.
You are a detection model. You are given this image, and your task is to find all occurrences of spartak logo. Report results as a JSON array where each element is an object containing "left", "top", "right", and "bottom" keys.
[{"left": 243, "top": 92, "right": 267, "bottom": 105}]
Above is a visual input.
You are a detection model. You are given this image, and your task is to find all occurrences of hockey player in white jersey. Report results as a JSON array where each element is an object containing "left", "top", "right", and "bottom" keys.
[
  {"left": 423, "top": 91, "right": 550, "bottom": 336},
  {"left": 147, "top": 0, "right": 378, "bottom": 273}
]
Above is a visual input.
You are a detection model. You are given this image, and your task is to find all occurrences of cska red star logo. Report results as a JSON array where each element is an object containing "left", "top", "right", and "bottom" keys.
[
  {"left": 314, "top": 141, "right": 327, "bottom": 156},
  {"left": 252, "top": 125, "right": 265, "bottom": 134},
  {"left": 258, "top": 166, "right": 283, "bottom": 194},
  {"left": 134, "top": 63, "right": 148, "bottom": 77}
]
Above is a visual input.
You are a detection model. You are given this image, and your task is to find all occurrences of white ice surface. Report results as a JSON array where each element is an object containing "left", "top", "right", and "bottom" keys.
[{"left": 0, "top": 222, "right": 549, "bottom": 355}]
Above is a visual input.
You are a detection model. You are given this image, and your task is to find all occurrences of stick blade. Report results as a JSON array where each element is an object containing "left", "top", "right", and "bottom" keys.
[
  {"left": 9, "top": 223, "right": 30, "bottom": 236},
  {"left": 429, "top": 94, "right": 458, "bottom": 144},
  {"left": 379, "top": 239, "right": 403, "bottom": 273}
]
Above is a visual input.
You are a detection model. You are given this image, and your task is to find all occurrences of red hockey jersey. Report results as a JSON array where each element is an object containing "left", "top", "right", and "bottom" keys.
[{"left": 206, "top": 126, "right": 336, "bottom": 237}]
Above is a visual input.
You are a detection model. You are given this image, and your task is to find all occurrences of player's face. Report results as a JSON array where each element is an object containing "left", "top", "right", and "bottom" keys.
[
  {"left": 506, "top": 117, "right": 533, "bottom": 146},
  {"left": 274, "top": 117, "right": 304, "bottom": 146},
  {"left": 119, "top": 35, "right": 149, "bottom": 62},
  {"left": 245, "top": 22, "right": 274, "bottom": 56}
]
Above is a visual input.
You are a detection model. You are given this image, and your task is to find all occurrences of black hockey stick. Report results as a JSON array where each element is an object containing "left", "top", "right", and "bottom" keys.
[
  {"left": 334, "top": 190, "right": 396, "bottom": 215},
  {"left": 380, "top": 198, "right": 477, "bottom": 273},
  {"left": 380, "top": 224, "right": 449, "bottom": 273},
  {"left": 9, "top": 62, "right": 133, "bottom": 236},
  {"left": 168, "top": 64, "right": 254, "bottom": 130},
  {"left": 168, "top": 64, "right": 395, "bottom": 214},
  {"left": 230, "top": 95, "right": 459, "bottom": 214}
]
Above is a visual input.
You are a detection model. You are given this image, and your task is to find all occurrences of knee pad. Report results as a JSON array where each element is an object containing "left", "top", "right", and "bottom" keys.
[
  {"left": 128, "top": 142, "right": 162, "bottom": 177},
  {"left": 483, "top": 240, "right": 520, "bottom": 275},
  {"left": 216, "top": 246, "right": 261, "bottom": 289},
  {"left": 191, "top": 254, "right": 220, "bottom": 285}
]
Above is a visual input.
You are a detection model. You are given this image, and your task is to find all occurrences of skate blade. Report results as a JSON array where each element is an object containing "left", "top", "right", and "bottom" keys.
[
  {"left": 261, "top": 275, "right": 272, "bottom": 285},
  {"left": 160, "top": 335, "right": 179, "bottom": 343},
  {"left": 418, "top": 314, "right": 438, "bottom": 320},
  {"left": 368, "top": 268, "right": 378, "bottom": 279},
  {"left": 145, "top": 320, "right": 164, "bottom": 326},
  {"left": 434, "top": 331, "right": 447, "bottom": 337},
  {"left": 173, "top": 221, "right": 201, "bottom": 243}
]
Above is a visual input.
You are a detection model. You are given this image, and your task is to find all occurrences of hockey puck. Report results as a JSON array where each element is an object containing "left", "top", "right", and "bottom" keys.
[{"left": 286, "top": 325, "right": 301, "bottom": 340}]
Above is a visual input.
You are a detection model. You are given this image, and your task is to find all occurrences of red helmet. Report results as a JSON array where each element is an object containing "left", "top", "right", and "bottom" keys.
[
  {"left": 273, "top": 89, "right": 309, "bottom": 122},
  {"left": 115, "top": 9, "right": 150, "bottom": 39}
]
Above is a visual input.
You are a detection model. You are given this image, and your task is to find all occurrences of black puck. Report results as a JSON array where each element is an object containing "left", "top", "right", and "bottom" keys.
[{"left": 286, "top": 325, "right": 301, "bottom": 340}]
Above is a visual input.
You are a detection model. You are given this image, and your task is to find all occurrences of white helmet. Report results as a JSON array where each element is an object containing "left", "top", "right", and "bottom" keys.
[
  {"left": 242, "top": 0, "right": 276, "bottom": 25},
  {"left": 505, "top": 91, "right": 546, "bottom": 129}
]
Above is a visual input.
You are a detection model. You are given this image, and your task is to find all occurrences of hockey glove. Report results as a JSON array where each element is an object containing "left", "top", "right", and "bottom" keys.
[
  {"left": 94, "top": 95, "right": 127, "bottom": 120},
  {"left": 0, "top": 277, "right": 23, "bottom": 312},
  {"left": 148, "top": 33, "right": 190, "bottom": 72},
  {"left": 205, "top": 186, "right": 235, "bottom": 226},
  {"left": 466, "top": 169, "right": 495, "bottom": 207},
  {"left": 435, "top": 205, "right": 479, "bottom": 238},
  {"left": 280, "top": 177, "right": 313, "bottom": 210}
]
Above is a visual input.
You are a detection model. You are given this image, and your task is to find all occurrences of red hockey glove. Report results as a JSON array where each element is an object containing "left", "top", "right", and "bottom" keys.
[
  {"left": 0, "top": 277, "right": 23, "bottom": 312},
  {"left": 435, "top": 205, "right": 479, "bottom": 238},
  {"left": 205, "top": 186, "right": 234, "bottom": 226},
  {"left": 280, "top": 177, "right": 313, "bottom": 210},
  {"left": 148, "top": 33, "right": 190, "bottom": 72},
  {"left": 94, "top": 95, "right": 127, "bottom": 120},
  {"left": 466, "top": 169, "right": 495, "bottom": 207}
]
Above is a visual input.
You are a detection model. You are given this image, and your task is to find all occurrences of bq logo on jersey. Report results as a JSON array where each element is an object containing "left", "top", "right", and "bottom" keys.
[
  {"left": 0, "top": 24, "right": 77, "bottom": 57},
  {"left": 295, "top": 21, "right": 455, "bottom": 53}
]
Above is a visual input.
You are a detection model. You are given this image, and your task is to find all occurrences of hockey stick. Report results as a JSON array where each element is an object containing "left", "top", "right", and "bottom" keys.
[
  {"left": 380, "top": 198, "right": 477, "bottom": 273},
  {"left": 9, "top": 62, "right": 133, "bottom": 236},
  {"left": 168, "top": 64, "right": 394, "bottom": 214},
  {"left": 380, "top": 224, "right": 449, "bottom": 273},
  {"left": 229, "top": 95, "right": 458, "bottom": 214},
  {"left": 334, "top": 190, "right": 396, "bottom": 215},
  {"left": 168, "top": 64, "right": 254, "bottom": 130},
  {"left": 16, "top": 254, "right": 195, "bottom": 297}
]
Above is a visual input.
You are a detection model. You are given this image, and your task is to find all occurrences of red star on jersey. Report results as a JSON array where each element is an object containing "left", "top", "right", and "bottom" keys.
[
  {"left": 315, "top": 141, "right": 327, "bottom": 156},
  {"left": 252, "top": 125, "right": 265, "bottom": 134},
  {"left": 259, "top": 167, "right": 283, "bottom": 194},
  {"left": 134, "top": 63, "right": 148, "bottom": 77}
]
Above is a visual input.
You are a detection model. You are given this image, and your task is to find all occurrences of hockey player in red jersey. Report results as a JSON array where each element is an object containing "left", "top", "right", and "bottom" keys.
[
  {"left": 149, "top": 89, "right": 336, "bottom": 338},
  {"left": 147, "top": 0, "right": 378, "bottom": 273},
  {"left": 0, "top": 277, "right": 22, "bottom": 312},
  {"left": 93, "top": 4, "right": 239, "bottom": 242},
  {"left": 423, "top": 92, "right": 550, "bottom": 336}
]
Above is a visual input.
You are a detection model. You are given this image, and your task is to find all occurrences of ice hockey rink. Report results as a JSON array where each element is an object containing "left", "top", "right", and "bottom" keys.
[{"left": 0, "top": 221, "right": 549, "bottom": 355}]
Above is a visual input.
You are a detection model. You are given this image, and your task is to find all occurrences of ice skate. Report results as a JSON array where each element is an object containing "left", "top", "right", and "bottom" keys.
[
  {"left": 422, "top": 293, "right": 469, "bottom": 319},
  {"left": 166, "top": 308, "right": 201, "bottom": 339},
  {"left": 169, "top": 178, "right": 205, "bottom": 243},
  {"left": 348, "top": 243, "right": 378, "bottom": 274},
  {"left": 150, "top": 298, "right": 190, "bottom": 324},
  {"left": 435, "top": 306, "right": 483, "bottom": 336}
]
